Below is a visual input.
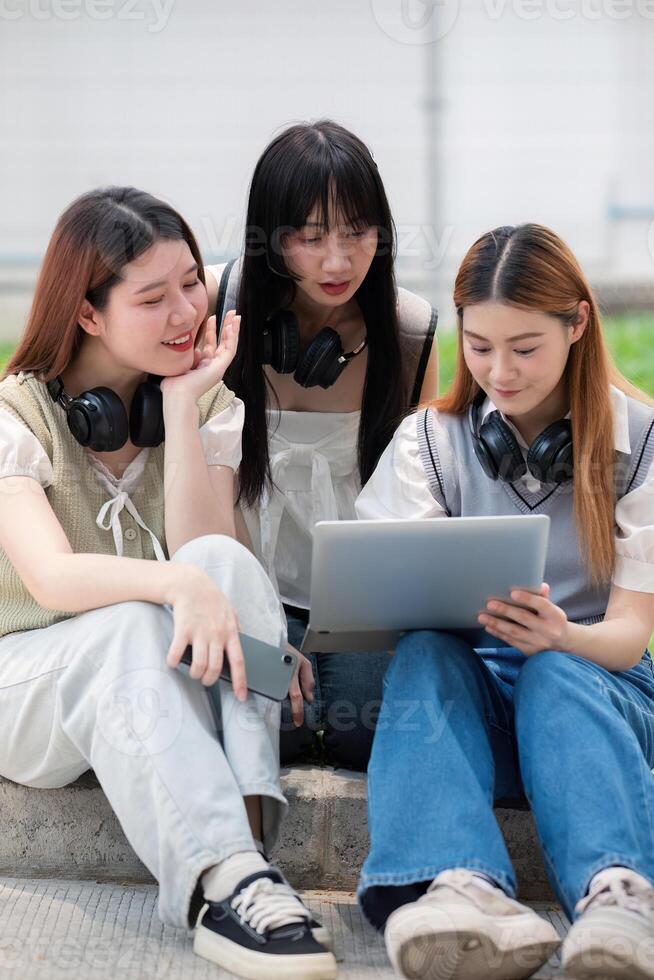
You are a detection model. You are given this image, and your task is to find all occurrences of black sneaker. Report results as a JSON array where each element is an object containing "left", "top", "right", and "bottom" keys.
[
  {"left": 193, "top": 868, "right": 337, "bottom": 979},
  {"left": 286, "top": 890, "right": 332, "bottom": 951},
  {"left": 255, "top": 847, "right": 332, "bottom": 951}
]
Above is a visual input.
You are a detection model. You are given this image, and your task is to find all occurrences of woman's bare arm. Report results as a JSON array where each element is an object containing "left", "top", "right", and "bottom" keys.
[
  {"left": 234, "top": 505, "right": 255, "bottom": 554},
  {"left": 564, "top": 583, "right": 654, "bottom": 671},
  {"left": 162, "top": 396, "right": 236, "bottom": 558},
  {"left": 0, "top": 476, "right": 196, "bottom": 612}
]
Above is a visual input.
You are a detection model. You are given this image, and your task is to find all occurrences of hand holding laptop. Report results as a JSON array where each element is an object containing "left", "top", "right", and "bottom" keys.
[
  {"left": 477, "top": 581, "right": 571, "bottom": 656},
  {"left": 300, "top": 515, "right": 550, "bottom": 654}
]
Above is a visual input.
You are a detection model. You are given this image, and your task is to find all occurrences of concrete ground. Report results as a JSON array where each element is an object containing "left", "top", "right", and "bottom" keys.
[{"left": 0, "top": 877, "right": 569, "bottom": 979}]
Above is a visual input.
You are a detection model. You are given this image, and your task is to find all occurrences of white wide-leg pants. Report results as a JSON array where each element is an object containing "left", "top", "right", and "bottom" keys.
[{"left": 0, "top": 534, "right": 288, "bottom": 929}]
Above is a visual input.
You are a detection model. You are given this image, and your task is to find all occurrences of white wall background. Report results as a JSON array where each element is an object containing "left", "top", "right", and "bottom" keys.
[{"left": 1, "top": 0, "right": 653, "bottom": 334}]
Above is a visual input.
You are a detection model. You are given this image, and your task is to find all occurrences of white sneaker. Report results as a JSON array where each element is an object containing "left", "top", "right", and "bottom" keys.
[
  {"left": 562, "top": 867, "right": 654, "bottom": 979},
  {"left": 384, "top": 868, "right": 560, "bottom": 980}
]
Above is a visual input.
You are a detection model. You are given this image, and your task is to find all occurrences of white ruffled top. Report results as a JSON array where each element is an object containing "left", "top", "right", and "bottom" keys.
[{"left": 240, "top": 409, "right": 361, "bottom": 608}]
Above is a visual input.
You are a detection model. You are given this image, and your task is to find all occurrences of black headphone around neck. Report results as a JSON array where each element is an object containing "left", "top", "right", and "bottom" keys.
[
  {"left": 261, "top": 309, "right": 367, "bottom": 389},
  {"left": 468, "top": 388, "right": 573, "bottom": 484},
  {"left": 46, "top": 374, "right": 165, "bottom": 452}
]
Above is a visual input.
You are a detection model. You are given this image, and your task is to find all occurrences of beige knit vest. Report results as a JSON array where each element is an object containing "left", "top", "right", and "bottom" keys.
[{"left": 0, "top": 371, "right": 234, "bottom": 638}]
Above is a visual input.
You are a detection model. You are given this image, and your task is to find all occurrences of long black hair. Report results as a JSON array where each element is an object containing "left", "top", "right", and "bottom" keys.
[{"left": 225, "top": 119, "right": 406, "bottom": 507}]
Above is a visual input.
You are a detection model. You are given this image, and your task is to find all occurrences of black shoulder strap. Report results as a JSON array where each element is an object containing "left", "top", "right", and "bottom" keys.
[
  {"left": 410, "top": 306, "right": 438, "bottom": 407},
  {"left": 396, "top": 288, "right": 438, "bottom": 410}
]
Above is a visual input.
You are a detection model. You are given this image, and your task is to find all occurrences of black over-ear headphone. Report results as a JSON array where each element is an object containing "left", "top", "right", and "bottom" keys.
[
  {"left": 261, "top": 310, "right": 367, "bottom": 389},
  {"left": 46, "top": 374, "right": 165, "bottom": 452},
  {"left": 468, "top": 388, "right": 573, "bottom": 484}
]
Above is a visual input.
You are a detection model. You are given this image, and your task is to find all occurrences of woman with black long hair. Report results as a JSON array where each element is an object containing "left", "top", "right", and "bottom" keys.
[{"left": 205, "top": 120, "right": 439, "bottom": 770}]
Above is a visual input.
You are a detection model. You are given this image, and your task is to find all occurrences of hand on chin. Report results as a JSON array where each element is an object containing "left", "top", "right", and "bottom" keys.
[{"left": 160, "top": 312, "right": 240, "bottom": 404}]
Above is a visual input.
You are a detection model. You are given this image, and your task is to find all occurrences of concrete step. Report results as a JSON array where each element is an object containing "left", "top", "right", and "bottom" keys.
[{"left": 0, "top": 765, "right": 555, "bottom": 901}]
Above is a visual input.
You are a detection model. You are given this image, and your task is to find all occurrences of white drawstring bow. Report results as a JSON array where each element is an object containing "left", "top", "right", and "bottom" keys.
[{"left": 96, "top": 490, "right": 166, "bottom": 561}]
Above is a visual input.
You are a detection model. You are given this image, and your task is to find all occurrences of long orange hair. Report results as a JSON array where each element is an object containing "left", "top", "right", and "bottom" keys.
[{"left": 429, "top": 223, "right": 653, "bottom": 585}]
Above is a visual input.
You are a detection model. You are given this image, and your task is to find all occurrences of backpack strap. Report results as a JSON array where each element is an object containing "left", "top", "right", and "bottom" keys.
[
  {"left": 397, "top": 287, "right": 438, "bottom": 409},
  {"left": 412, "top": 306, "right": 438, "bottom": 406}
]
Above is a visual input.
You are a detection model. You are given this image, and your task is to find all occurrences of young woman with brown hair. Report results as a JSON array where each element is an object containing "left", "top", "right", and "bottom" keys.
[
  {"left": 354, "top": 224, "right": 654, "bottom": 980},
  {"left": 0, "top": 187, "right": 336, "bottom": 980}
]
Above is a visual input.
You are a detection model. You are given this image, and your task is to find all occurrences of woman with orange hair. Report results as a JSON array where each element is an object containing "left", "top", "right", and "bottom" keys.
[{"left": 355, "top": 224, "right": 654, "bottom": 980}]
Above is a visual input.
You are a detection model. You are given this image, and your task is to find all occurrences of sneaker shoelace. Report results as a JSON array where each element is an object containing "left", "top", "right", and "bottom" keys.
[
  {"left": 425, "top": 870, "right": 516, "bottom": 915},
  {"left": 231, "top": 877, "right": 312, "bottom": 936},
  {"left": 576, "top": 875, "right": 654, "bottom": 920}
]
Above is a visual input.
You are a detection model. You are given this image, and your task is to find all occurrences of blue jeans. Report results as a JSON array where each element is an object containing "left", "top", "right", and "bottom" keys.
[
  {"left": 279, "top": 612, "right": 392, "bottom": 771},
  {"left": 358, "top": 628, "right": 654, "bottom": 930}
]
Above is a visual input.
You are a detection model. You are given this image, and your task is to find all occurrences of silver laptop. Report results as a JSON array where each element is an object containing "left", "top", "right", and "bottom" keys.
[{"left": 300, "top": 515, "right": 550, "bottom": 654}]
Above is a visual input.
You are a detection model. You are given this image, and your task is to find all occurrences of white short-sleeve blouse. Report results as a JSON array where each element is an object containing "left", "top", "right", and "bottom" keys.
[
  {"left": 355, "top": 385, "right": 654, "bottom": 593},
  {"left": 0, "top": 398, "right": 244, "bottom": 560}
]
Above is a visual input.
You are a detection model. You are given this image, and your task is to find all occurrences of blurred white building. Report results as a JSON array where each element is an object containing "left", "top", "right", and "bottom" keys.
[{"left": 1, "top": 0, "right": 653, "bottom": 337}]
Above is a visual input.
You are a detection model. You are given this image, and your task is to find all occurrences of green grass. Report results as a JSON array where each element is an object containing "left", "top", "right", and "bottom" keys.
[
  {"left": 437, "top": 314, "right": 654, "bottom": 397},
  {"left": 0, "top": 343, "right": 16, "bottom": 372}
]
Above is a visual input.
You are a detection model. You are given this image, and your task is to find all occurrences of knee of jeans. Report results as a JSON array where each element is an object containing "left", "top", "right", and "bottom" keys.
[
  {"left": 171, "top": 533, "right": 254, "bottom": 569},
  {"left": 514, "top": 649, "right": 578, "bottom": 718},
  {"left": 390, "top": 630, "right": 478, "bottom": 690},
  {"left": 516, "top": 649, "right": 571, "bottom": 687}
]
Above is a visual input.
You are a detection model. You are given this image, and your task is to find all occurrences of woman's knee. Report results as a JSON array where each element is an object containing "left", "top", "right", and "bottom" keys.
[
  {"left": 515, "top": 649, "right": 581, "bottom": 703},
  {"left": 514, "top": 649, "right": 593, "bottom": 734},
  {"left": 171, "top": 533, "right": 277, "bottom": 599},
  {"left": 171, "top": 533, "right": 253, "bottom": 569},
  {"left": 171, "top": 534, "right": 284, "bottom": 640},
  {"left": 389, "top": 629, "right": 481, "bottom": 693}
]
